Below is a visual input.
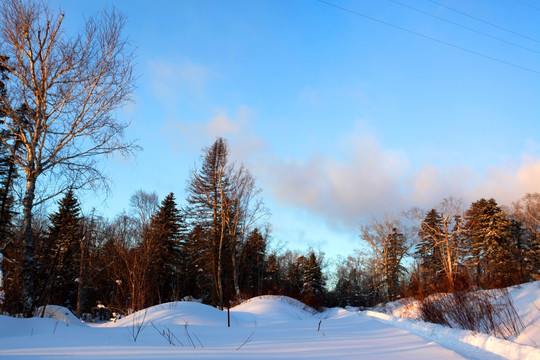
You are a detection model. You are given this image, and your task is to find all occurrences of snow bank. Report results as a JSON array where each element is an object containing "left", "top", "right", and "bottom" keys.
[
  {"left": 365, "top": 310, "right": 540, "bottom": 360},
  {"left": 374, "top": 281, "right": 540, "bottom": 349},
  {"left": 507, "top": 282, "right": 540, "bottom": 347},
  {"left": 231, "top": 295, "right": 316, "bottom": 324}
]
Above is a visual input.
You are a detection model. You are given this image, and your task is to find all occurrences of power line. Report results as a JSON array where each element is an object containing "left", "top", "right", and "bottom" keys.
[
  {"left": 514, "top": 0, "right": 540, "bottom": 12},
  {"left": 426, "top": 0, "right": 540, "bottom": 44},
  {"left": 388, "top": 0, "right": 539, "bottom": 54},
  {"left": 314, "top": 0, "right": 540, "bottom": 75}
]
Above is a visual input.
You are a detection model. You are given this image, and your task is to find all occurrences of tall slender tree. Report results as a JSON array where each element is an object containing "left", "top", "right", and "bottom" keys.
[
  {"left": 0, "top": 0, "right": 136, "bottom": 315},
  {"left": 187, "top": 138, "right": 230, "bottom": 308},
  {"left": 187, "top": 137, "right": 267, "bottom": 307}
]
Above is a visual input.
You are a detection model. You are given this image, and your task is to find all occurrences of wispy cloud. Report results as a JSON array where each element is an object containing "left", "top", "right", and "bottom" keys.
[
  {"left": 160, "top": 105, "right": 264, "bottom": 158},
  {"left": 163, "top": 104, "right": 540, "bottom": 231},
  {"left": 250, "top": 130, "right": 540, "bottom": 230},
  {"left": 148, "top": 58, "right": 212, "bottom": 104}
]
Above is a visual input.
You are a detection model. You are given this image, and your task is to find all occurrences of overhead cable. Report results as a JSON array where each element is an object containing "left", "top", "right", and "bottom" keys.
[
  {"left": 426, "top": 0, "right": 540, "bottom": 44},
  {"left": 388, "top": 0, "right": 539, "bottom": 54},
  {"left": 314, "top": 0, "right": 540, "bottom": 74}
]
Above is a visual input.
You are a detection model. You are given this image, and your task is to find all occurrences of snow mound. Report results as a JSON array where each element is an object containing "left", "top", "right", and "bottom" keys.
[
  {"left": 231, "top": 295, "right": 317, "bottom": 324},
  {"left": 108, "top": 301, "right": 231, "bottom": 327},
  {"left": 34, "top": 305, "right": 84, "bottom": 325}
]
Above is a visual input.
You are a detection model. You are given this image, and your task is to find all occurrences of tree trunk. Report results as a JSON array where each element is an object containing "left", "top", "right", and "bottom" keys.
[
  {"left": 22, "top": 176, "right": 37, "bottom": 317},
  {"left": 231, "top": 252, "right": 240, "bottom": 299},
  {"left": 76, "top": 235, "right": 88, "bottom": 318},
  {"left": 0, "top": 252, "right": 4, "bottom": 312},
  {"left": 217, "top": 223, "right": 225, "bottom": 310}
]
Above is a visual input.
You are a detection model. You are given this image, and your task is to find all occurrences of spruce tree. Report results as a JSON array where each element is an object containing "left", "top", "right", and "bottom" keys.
[
  {"left": 464, "top": 198, "right": 516, "bottom": 287},
  {"left": 264, "top": 253, "right": 281, "bottom": 293},
  {"left": 145, "top": 192, "right": 185, "bottom": 303},
  {"left": 42, "top": 190, "right": 83, "bottom": 311},
  {"left": 0, "top": 54, "right": 15, "bottom": 249},
  {"left": 238, "top": 228, "right": 266, "bottom": 297},
  {"left": 300, "top": 251, "right": 325, "bottom": 307}
]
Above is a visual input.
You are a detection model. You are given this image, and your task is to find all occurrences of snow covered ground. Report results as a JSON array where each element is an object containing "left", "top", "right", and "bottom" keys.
[{"left": 1, "top": 285, "right": 539, "bottom": 359}]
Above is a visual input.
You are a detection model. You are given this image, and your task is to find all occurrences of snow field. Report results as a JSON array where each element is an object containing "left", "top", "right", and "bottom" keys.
[{"left": 1, "top": 286, "right": 539, "bottom": 359}]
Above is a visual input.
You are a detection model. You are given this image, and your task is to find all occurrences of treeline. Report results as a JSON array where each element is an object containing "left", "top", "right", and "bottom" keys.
[
  {"left": 2, "top": 137, "right": 540, "bottom": 316},
  {"left": 0, "top": 137, "right": 330, "bottom": 315},
  {"left": 330, "top": 196, "right": 540, "bottom": 308}
]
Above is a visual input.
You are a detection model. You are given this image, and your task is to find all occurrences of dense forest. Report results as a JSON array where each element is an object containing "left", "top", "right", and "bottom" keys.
[{"left": 1, "top": 135, "right": 539, "bottom": 317}]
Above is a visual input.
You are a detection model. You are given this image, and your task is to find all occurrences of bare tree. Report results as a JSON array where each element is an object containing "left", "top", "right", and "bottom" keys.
[
  {"left": 130, "top": 190, "right": 159, "bottom": 230},
  {"left": 221, "top": 164, "right": 269, "bottom": 298},
  {"left": 510, "top": 193, "right": 540, "bottom": 238},
  {"left": 408, "top": 197, "right": 465, "bottom": 290},
  {"left": 359, "top": 214, "right": 412, "bottom": 302},
  {"left": 0, "top": 0, "right": 137, "bottom": 315}
]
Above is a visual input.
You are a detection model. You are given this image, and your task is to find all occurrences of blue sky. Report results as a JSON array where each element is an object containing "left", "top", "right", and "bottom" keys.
[{"left": 48, "top": 0, "right": 539, "bottom": 259}]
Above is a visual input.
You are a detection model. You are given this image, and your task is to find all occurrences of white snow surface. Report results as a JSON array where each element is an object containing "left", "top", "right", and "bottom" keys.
[{"left": 0, "top": 285, "right": 539, "bottom": 359}]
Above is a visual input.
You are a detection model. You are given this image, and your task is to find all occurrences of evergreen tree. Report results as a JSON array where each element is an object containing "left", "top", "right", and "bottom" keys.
[
  {"left": 144, "top": 193, "right": 185, "bottom": 303},
  {"left": 0, "top": 54, "right": 16, "bottom": 250},
  {"left": 263, "top": 253, "right": 281, "bottom": 293},
  {"left": 41, "top": 190, "right": 83, "bottom": 311},
  {"left": 415, "top": 209, "right": 445, "bottom": 288},
  {"left": 464, "top": 198, "right": 516, "bottom": 287},
  {"left": 331, "top": 256, "right": 366, "bottom": 307},
  {"left": 387, "top": 228, "right": 406, "bottom": 300},
  {"left": 300, "top": 251, "right": 325, "bottom": 307},
  {"left": 187, "top": 138, "right": 231, "bottom": 308},
  {"left": 238, "top": 228, "right": 266, "bottom": 297}
]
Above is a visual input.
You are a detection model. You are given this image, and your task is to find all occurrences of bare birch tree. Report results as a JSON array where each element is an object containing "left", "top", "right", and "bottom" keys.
[
  {"left": 408, "top": 197, "right": 465, "bottom": 290},
  {"left": 360, "top": 214, "right": 412, "bottom": 302},
  {"left": 221, "top": 164, "right": 269, "bottom": 298},
  {"left": 0, "top": 0, "right": 136, "bottom": 315}
]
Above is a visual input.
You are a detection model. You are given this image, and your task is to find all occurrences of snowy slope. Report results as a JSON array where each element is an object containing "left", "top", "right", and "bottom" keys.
[
  {"left": 367, "top": 281, "right": 540, "bottom": 359},
  {"left": 0, "top": 289, "right": 539, "bottom": 359}
]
